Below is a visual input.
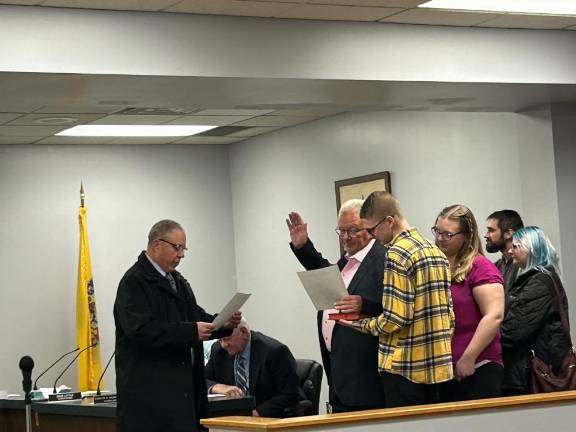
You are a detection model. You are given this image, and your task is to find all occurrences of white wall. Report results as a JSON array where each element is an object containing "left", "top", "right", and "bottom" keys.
[
  {"left": 0, "top": 144, "right": 236, "bottom": 393},
  {"left": 551, "top": 105, "right": 576, "bottom": 335},
  {"left": 516, "top": 107, "right": 562, "bottom": 249},
  {"left": 229, "top": 110, "right": 551, "bottom": 406}
]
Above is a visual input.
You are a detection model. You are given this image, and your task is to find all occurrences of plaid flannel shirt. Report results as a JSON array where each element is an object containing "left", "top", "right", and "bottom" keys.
[{"left": 353, "top": 228, "right": 455, "bottom": 384}]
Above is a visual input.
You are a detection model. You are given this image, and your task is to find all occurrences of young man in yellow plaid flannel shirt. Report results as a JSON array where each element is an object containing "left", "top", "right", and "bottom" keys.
[{"left": 341, "top": 191, "right": 454, "bottom": 407}]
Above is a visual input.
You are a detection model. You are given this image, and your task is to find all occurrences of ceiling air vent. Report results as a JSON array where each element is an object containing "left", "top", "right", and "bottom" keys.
[{"left": 114, "top": 107, "right": 199, "bottom": 116}]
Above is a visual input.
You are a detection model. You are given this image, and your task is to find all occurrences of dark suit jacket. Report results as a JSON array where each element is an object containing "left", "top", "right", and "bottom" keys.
[
  {"left": 205, "top": 331, "right": 302, "bottom": 418},
  {"left": 291, "top": 239, "right": 387, "bottom": 408}
]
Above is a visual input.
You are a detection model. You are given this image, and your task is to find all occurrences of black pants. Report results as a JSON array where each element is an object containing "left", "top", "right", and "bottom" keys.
[
  {"left": 329, "top": 392, "right": 386, "bottom": 413},
  {"left": 379, "top": 372, "right": 440, "bottom": 408},
  {"left": 439, "top": 362, "right": 503, "bottom": 402}
]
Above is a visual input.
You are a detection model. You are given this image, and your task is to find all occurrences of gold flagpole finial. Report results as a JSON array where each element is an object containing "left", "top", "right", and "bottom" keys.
[{"left": 80, "top": 182, "right": 85, "bottom": 208}]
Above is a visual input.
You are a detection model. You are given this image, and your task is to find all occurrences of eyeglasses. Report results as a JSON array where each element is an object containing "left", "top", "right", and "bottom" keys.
[
  {"left": 334, "top": 227, "right": 365, "bottom": 237},
  {"left": 430, "top": 227, "right": 464, "bottom": 240},
  {"left": 365, "top": 216, "right": 390, "bottom": 237},
  {"left": 158, "top": 238, "right": 188, "bottom": 253}
]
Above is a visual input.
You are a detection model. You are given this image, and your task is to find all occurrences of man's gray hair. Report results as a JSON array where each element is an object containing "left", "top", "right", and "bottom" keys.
[
  {"left": 338, "top": 199, "right": 364, "bottom": 218},
  {"left": 148, "top": 219, "right": 183, "bottom": 245}
]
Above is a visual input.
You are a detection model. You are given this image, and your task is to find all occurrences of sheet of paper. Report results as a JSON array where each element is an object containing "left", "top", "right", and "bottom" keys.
[
  {"left": 212, "top": 292, "right": 251, "bottom": 329},
  {"left": 297, "top": 265, "right": 347, "bottom": 310}
]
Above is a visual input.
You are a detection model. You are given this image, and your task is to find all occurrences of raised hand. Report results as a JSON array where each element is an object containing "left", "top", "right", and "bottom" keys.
[{"left": 286, "top": 211, "right": 309, "bottom": 249}]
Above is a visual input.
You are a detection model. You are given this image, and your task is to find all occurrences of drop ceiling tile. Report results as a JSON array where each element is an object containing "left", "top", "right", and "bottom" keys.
[
  {"left": 477, "top": 14, "right": 576, "bottom": 30},
  {"left": 308, "top": 0, "right": 424, "bottom": 7},
  {"left": 166, "top": 0, "right": 297, "bottom": 17},
  {"left": 0, "top": 136, "right": 43, "bottom": 145},
  {"left": 234, "top": 0, "right": 301, "bottom": 2},
  {"left": 381, "top": 8, "right": 498, "bottom": 26},
  {"left": 276, "top": 4, "right": 403, "bottom": 21},
  {"left": 0, "top": 113, "right": 22, "bottom": 125},
  {"left": 228, "top": 126, "right": 280, "bottom": 137},
  {"left": 35, "top": 105, "right": 128, "bottom": 114},
  {"left": 194, "top": 109, "right": 274, "bottom": 116},
  {"left": 7, "top": 113, "right": 106, "bottom": 126},
  {"left": 0, "top": 1, "right": 42, "bottom": 5},
  {"left": 109, "top": 137, "right": 181, "bottom": 144},
  {"left": 166, "top": 115, "right": 255, "bottom": 126},
  {"left": 233, "top": 116, "right": 317, "bottom": 127},
  {"left": 267, "top": 108, "right": 343, "bottom": 117},
  {"left": 0, "top": 125, "right": 68, "bottom": 137},
  {"left": 41, "top": 0, "right": 182, "bottom": 11},
  {"left": 34, "top": 136, "right": 114, "bottom": 145},
  {"left": 90, "top": 115, "right": 181, "bottom": 125},
  {"left": 171, "top": 136, "right": 246, "bottom": 144}
]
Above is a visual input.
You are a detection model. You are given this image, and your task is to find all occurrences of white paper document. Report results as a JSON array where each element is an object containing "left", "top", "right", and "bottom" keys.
[
  {"left": 297, "top": 265, "right": 347, "bottom": 311},
  {"left": 212, "top": 292, "right": 251, "bottom": 329}
]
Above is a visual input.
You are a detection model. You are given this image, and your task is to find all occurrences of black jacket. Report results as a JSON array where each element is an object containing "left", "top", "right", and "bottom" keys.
[
  {"left": 291, "top": 239, "right": 387, "bottom": 408},
  {"left": 205, "top": 331, "right": 302, "bottom": 418},
  {"left": 114, "top": 252, "right": 231, "bottom": 432},
  {"left": 500, "top": 267, "right": 572, "bottom": 393}
]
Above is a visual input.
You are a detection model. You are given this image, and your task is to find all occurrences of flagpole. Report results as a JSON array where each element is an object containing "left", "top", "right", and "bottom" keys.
[{"left": 80, "top": 182, "right": 85, "bottom": 208}]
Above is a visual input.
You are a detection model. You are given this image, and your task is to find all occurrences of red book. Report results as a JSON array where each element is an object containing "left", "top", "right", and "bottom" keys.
[{"left": 327, "top": 313, "right": 367, "bottom": 321}]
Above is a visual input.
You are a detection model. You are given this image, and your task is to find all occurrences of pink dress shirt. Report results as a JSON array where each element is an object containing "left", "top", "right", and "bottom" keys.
[{"left": 321, "top": 239, "right": 375, "bottom": 352}]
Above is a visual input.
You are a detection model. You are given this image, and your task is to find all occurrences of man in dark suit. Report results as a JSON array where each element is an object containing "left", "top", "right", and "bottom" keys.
[
  {"left": 286, "top": 199, "right": 387, "bottom": 412},
  {"left": 206, "top": 321, "right": 302, "bottom": 418}
]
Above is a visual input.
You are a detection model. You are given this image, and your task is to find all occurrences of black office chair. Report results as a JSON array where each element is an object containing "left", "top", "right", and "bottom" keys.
[{"left": 284, "top": 359, "right": 323, "bottom": 417}]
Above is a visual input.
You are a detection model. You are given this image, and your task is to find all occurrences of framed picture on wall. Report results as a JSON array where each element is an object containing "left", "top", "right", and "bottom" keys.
[{"left": 334, "top": 171, "right": 392, "bottom": 212}]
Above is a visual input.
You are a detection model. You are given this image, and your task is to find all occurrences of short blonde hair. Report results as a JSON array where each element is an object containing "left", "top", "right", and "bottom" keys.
[{"left": 360, "top": 191, "right": 403, "bottom": 220}]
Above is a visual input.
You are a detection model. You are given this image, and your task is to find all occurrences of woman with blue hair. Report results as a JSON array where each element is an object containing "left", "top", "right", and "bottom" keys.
[{"left": 500, "top": 226, "right": 572, "bottom": 395}]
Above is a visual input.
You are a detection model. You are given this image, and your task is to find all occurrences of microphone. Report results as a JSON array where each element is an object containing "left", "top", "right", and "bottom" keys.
[
  {"left": 96, "top": 351, "right": 115, "bottom": 395},
  {"left": 19, "top": 356, "right": 35, "bottom": 397},
  {"left": 33, "top": 347, "right": 80, "bottom": 390},
  {"left": 19, "top": 356, "right": 34, "bottom": 432},
  {"left": 52, "top": 342, "right": 98, "bottom": 394}
]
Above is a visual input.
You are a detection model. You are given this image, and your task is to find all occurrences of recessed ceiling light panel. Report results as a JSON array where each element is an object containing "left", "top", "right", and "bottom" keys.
[
  {"left": 419, "top": 0, "right": 576, "bottom": 15},
  {"left": 56, "top": 125, "right": 217, "bottom": 137}
]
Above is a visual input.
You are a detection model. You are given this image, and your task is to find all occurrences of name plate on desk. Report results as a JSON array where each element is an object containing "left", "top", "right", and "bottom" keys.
[
  {"left": 82, "top": 394, "right": 117, "bottom": 405},
  {"left": 48, "top": 392, "right": 82, "bottom": 402}
]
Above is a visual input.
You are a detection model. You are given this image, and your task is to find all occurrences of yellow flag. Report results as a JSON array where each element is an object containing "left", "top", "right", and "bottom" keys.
[{"left": 76, "top": 205, "right": 103, "bottom": 391}]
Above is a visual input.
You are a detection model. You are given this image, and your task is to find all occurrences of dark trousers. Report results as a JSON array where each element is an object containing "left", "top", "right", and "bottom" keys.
[
  {"left": 380, "top": 372, "right": 440, "bottom": 408},
  {"left": 439, "top": 362, "right": 503, "bottom": 402},
  {"left": 502, "top": 387, "right": 529, "bottom": 397},
  {"left": 329, "top": 392, "right": 386, "bottom": 413}
]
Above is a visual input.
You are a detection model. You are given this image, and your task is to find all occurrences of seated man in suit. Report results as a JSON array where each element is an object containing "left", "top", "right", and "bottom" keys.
[{"left": 206, "top": 320, "right": 302, "bottom": 418}]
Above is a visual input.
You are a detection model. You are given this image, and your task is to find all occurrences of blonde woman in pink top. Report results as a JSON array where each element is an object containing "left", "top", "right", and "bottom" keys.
[{"left": 432, "top": 205, "right": 505, "bottom": 401}]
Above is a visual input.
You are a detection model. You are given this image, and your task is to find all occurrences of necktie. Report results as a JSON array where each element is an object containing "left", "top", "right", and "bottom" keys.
[
  {"left": 235, "top": 356, "right": 248, "bottom": 395},
  {"left": 166, "top": 273, "right": 177, "bottom": 292}
]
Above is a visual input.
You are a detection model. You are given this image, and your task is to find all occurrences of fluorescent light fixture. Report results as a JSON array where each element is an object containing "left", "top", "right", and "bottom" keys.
[
  {"left": 56, "top": 125, "right": 217, "bottom": 137},
  {"left": 419, "top": 0, "right": 576, "bottom": 15}
]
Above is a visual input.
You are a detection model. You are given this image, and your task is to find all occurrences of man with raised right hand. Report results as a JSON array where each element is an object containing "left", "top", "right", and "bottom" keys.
[{"left": 287, "top": 199, "right": 387, "bottom": 412}]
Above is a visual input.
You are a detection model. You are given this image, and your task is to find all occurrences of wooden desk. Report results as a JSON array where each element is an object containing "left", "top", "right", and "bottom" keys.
[{"left": 0, "top": 395, "right": 254, "bottom": 432}]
